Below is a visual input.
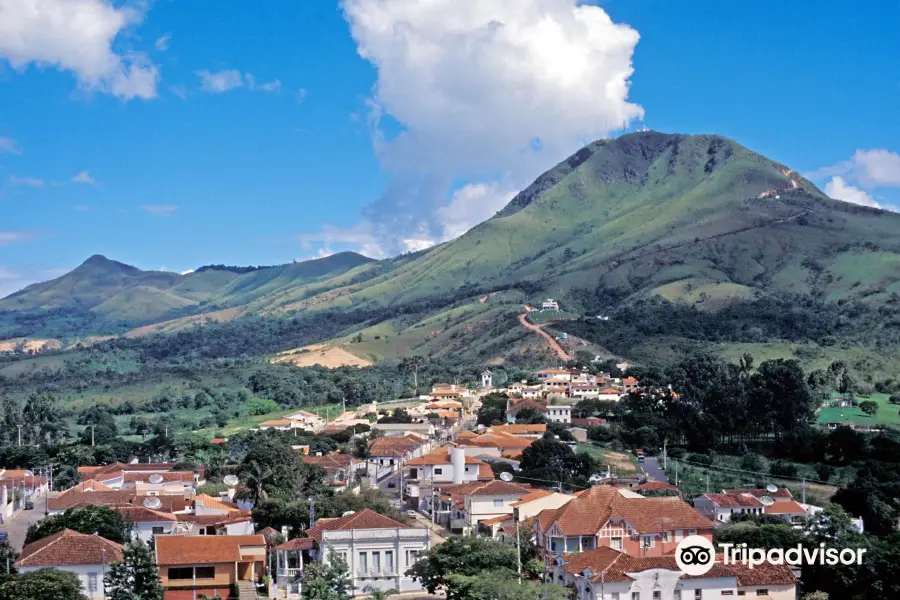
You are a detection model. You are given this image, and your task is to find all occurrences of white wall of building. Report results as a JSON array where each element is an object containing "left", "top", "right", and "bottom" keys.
[
  {"left": 130, "top": 521, "right": 177, "bottom": 543},
  {"left": 321, "top": 528, "right": 431, "bottom": 594}
]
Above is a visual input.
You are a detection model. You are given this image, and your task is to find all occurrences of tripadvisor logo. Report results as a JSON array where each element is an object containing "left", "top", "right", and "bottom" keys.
[{"left": 675, "top": 536, "right": 867, "bottom": 576}]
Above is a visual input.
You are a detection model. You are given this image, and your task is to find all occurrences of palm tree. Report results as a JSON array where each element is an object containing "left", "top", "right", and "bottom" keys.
[
  {"left": 240, "top": 460, "right": 271, "bottom": 503},
  {"left": 363, "top": 586, "right": 397, "bottom": 600}
]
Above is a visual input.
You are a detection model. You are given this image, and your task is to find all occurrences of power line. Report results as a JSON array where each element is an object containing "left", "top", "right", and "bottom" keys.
[{"left": 672, "top": 458, "right": 833, "bottom": 486}]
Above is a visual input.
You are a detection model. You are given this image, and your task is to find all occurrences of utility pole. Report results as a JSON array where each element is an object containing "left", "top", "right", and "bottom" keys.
[
  {"left": 91, "top": 425, "right": 95, "bottom": 447},
  {"left": 801, "top": 478, "right": 807, "bottom": 505},
  {"left": 706, "top": 474, "right": 709, "bottom": 494},
  {"left": 514, "top": 508, "right": 522, "bottom": 584},
  {"left": 663, "top": 438, "right": 668, "bottom": 470},
  {"left": 17, "top": 425, "right": 22, "bottom": 446},
  {"left": 675, "top": 459, "right": 679, "bottom": 489}
]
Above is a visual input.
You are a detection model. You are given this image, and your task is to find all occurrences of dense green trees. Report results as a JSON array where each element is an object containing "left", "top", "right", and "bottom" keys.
[
  {"left": 518, "top": 435, "right": 596, "bottom": 489},
  {"left": 0, "top": 569, "right": 87, "bottom": 600},
  {"left": 25, "top": 507, "right": 129, "bottom": 545},
  {"left": 476, "top": 393, "right": 508, "bottom": 426},
  {"left": 301, "top": 550, "right": 352, "bottom": 600},
  {"left": 237, "top": 434, "right": 328, "bottom": 503},
  {"left": 405, "top": 537, "right": 518, "bottom": 598}
]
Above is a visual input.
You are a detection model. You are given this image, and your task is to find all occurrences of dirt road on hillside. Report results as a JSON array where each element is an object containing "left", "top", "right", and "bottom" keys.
[{"left": 518, "top": 312, "right": 571, "bottom": 361}]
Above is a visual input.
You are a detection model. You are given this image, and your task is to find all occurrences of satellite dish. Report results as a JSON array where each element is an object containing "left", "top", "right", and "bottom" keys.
[
  {"left": 766, "top": 484, "right": 778, "bottom": 493},
  {"left": 499, "top": 472, "right": 514, "bottom": 482},
  {"left": 759, "top": 496, "right": 775, "bottom": 506},
  {"left": 223, "top": 475, "right": 239, "bottom": 487},
  {"left": 143, "top": 496, "right": 162, "bottom": 509},
  {"left": 148, "top": 474, "right": 164, "bottom": 484},
  {"left": 342, "top": 511, "right": 356, "bottom": 517}
]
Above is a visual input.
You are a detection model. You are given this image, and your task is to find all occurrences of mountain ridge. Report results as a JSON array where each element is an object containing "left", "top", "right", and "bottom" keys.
[{"left": 4, "top": 131, "right": 900, "bottom": 360}]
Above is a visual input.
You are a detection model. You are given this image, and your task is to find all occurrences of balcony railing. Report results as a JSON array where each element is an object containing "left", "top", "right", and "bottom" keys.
[
  {"left": 357, "top": 569, "right": 397, "bottom": 577},
  {"left": 278, "top": 568, "right": 303, "bottom": 578}
]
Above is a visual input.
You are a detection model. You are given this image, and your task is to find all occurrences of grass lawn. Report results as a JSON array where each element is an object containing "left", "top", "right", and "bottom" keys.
[
  {"left": 577, "top": 443, "right": 640, "bottom": 475},
  {"left": 816, "top": 393, "right": 900, "bottom": 429}
]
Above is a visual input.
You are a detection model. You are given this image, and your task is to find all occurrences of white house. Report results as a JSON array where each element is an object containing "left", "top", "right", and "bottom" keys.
[
  {"left": 285, "top": 410, "right": 327, "bottom": 431},
  {"left": 441, "top": 480, "right": 532, "bottom": 532},
  {"left": 481, "top": 370, "right": 493, "bottom": 388},
  {"left": 114, "top": 505, "right": 179, "bottom": 542},
  {"left": 508, "top": 489, "right": 576, "bottom": 522},
  {"left": 542, "top": 299, "right": 560, "bottom": 311},
  {"left": 273, "top": 509, "right": 431, "bottom": 598},
  {"left": 554, "top": 547, "right": 797, "bottom": 600},
  {"left": 403, "top": 448, "right": 493, "bottom": 512},
  {"left": 546, "top": 404, "right": 572, "bottom": 424},
  {"left": 596, "top": 388, "right": 624, "bottom": 401},
  {"left": 15, "top": 529, "right": 125, "bottom": 600},
  {"left": 693, "top": 493, "right": 764, "bottom": 523}
]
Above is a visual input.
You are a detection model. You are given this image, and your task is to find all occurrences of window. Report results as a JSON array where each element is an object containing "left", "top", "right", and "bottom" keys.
[
  {"left": 88, "top": 574, "right": 98, "bottom": 592},
  {"left": 611, "top": 537, "right": 623, "bottom": 550},
  {"left": 385, "top": 551, "right": 394, "bottom": 574},
  {"left": 663, "top": 531, "right": 671, "bottom": 543},
  {"left": 168, "top": 567, "right": 193, "bottom": 580},
  {"left": 674, "top": 592, "right": 681, "bottom": 600},
  {"left": 737, "top": 592, "right": 745, "bottom": 597},
  {"left": 756, "top": 591, "right": 768, "bottom": 597},
  {"left": 695, "top": 591, "right": 702, "bottom": 600},
  {"left": 632, "top": 593, "right": 639, "bottom": 600},
  {"left": 675, "top": 529, "right": 684, "bottom": 542},
  {"left": 406, "top": 550, "right": 420, "bottom": 566},
  {"left": 689, "top": 529, "right": 698, "bottom": 536},
  {"left": 653, "top": 592, "right": 661, "bottom": 600},
  {"left": 195, "top": 567, "right": 215, "bottom": 580},
  {"left": 359, "top": 552, "right": 368, "bottom": 574},
  {"left": 722, "top": 592, "right": 734, "bottom": 597},
  {"left": 493, "top": 499, "right": 504, "bottom": 507},
  {"left": 434, "top": 468, "right": 443, "bottom": 475},
  {"left": 372, "top": 551, "right": 381, "bottom": 573},
  {"left": 611, "top": 594, "right": 619, "bottom": 600},
  {"left": 151, "top": 526, "right": 165, "bottom": 535},
  {"left": 642, "top": 535, "right": 655, "bottom": 548}
]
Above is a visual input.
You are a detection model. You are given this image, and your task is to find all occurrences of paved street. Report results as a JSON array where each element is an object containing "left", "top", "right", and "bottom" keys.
[
  {"left": 1, "top": 499, "right": 47, "bottom": 552},
  {"left": 642, "top": 457, "right": 669, "bottom": 483},
  {"left": 408, "top": 510, "right": 448, "bottom": 546}
]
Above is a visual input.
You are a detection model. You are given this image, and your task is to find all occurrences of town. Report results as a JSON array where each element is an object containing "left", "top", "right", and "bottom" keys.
[{"left": 1, "top": 361, "right": 861, "bottom": 600}]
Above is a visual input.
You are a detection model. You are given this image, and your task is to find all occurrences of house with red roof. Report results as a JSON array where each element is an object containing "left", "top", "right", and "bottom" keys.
[
  {"left": 402, "top": 448, "right": 493, "bottom": 513},
  {"left": 15, "top": 529, "right": 125, "bottom": 600},
  {"left": 272, "top": 509, "right": 431, "bottom": 598},
  {"left": 694, "top": 493, "right": 765, "bottom": 523},
  {"left": 532, "top": 486, "right": 714, "bottom": 559},
  {"left": 155, "top": 534, "right": 266, "bottom": 600},
  {"left": 554, "top": 546, "right": 797, "bottom": 600}
]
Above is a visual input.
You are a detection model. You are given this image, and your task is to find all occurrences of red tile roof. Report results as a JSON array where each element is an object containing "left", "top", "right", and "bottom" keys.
[
  {"left": 634, "top": 481, "right": 680, "bottom": 493},
  {"left": 723, "top": 487, "right": 793, "bottom": 499},
  {"left": 487, "top": 424, "right": 547, "bottom": 435},
  {"left": 15, "top": 529, "right": 124, "bottom": 568},
  {"left": 764, "top": 500, "right": 807, "bottom": 515},
  {"left": 123, "top": 471, "right": 195, "bottom": 484},
  {"left": 305, "top": 509, "right": 411, "bottom": 543},
  {"left": 405, "top": 448, "right": 486, "bottom": 466},
  {"left": 274, "top": 537, "right": 315, "bottom": 551},
  {"left": 704, "top": 493, "right": 763, "bottom": 508},
  {"left": 113, "top": 506, "right": 178, "bottom": 523},
  {"left": 506, "top": 400, "right": 548, "bottom": 415},
  {"left": 155, "top": 535, "right": 265, "bottom": 565},
  {"left": 535, "top": 486, "right": 712, "bottom": 536},
  {"left": 510, "top": 489, "right": 557, "bottom": 506},
  {"left": 368, "top": 435, "right": 424, "bottom": 457},
  {"left": 558, "top": 549, "right": 795, "bottom": 586},
  {"left": 60, "top": 480, "right": 114, "bottom": 494}
]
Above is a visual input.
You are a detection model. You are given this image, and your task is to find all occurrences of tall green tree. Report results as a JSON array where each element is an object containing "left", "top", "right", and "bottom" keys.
[
  {"left": 302, "top": 550, "right": 352, "bottom": 600},
  {"left": 238, "top": 433, "right": 327, "bottom": 503},
  {"left": 104, "top": 540, "right": 164, "bottom": 600},
  {"left": 406, "top": 536, "right": 518, "bottom": 599}
]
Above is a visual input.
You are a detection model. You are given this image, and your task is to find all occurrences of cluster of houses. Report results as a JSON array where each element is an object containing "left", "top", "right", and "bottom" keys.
[
  {"left": 499, "top": 368, "right": 639, "bottom": 426},
  {"left": 0, "top": 373, "right": 812, "bottom": 600}
]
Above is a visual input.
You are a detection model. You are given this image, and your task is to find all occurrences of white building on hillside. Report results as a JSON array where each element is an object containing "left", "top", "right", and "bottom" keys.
[{"left": 272, "top": 509, "right": 431, "bottom": 598}]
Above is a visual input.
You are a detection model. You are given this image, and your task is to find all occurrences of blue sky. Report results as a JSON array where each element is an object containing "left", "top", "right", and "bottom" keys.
[{"left": 1, "top": 0, "right": 898, "bottom": 297}]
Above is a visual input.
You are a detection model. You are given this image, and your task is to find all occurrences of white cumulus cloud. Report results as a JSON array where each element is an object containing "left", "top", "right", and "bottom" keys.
[
  {"left": 0, "top": 0, "right": 159, "bottom": 100},
  {"left": 72, "top": 170, "right": 96, "bottom": 184},
  {"left": 811, "top": 148, "right": 900, "bottom": 189},
  {"left": 825, "top": 176, "right": 881, "bottom": 209},
  {"left": 196, "top": 69, "right": 281, "bottom": 94},
  {"left": 299, "top": 0, "right": 643, "bottom": 256}
]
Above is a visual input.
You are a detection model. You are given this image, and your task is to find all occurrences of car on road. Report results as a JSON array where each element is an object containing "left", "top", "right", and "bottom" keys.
[
  {"left": 406, "top": 509, "right": 418, "bottom": 517},
  {"left": 23, "top": 501, "right": 34, "bottom": 510}
]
